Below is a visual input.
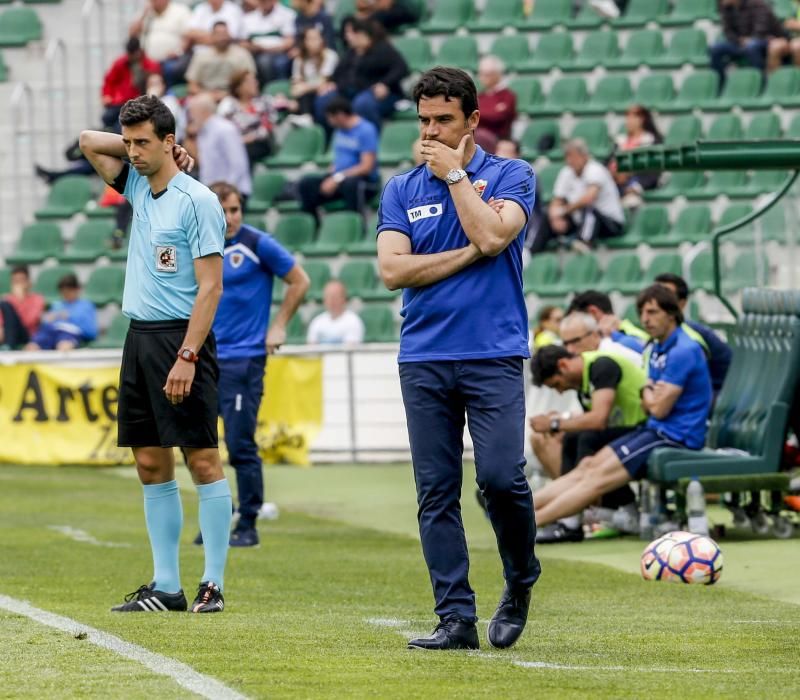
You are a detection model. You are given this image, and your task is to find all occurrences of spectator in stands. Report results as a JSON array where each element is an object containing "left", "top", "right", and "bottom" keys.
[
  {"left": 129, "top": 0, "right": 192, "bottom": 87},
  {"left": 218, "top": 70, "right": 276, "bottom": 168},
  {"left": 186, "top": 21, "right": 256, "bottom": 100},
  {"left": 567, "top": 290, "right": 649, "bottom": 354},
  {"left": 767, "top": 3, "right": 800, "bottom": 71},
  {"left": 187, "top": 93, "right": 252, "bottom": 205},
  {"left": 495, "top": 139, "right": 521, "bottom": 159},
  {"left": 242, "top": 0, "right": 297, "bottom": 86},
  {"left": 531, "top": 305, "right": 563, "bottom": 353},
  {"left": 145, "top": 73, "right": 186, "bottom": 142},
  {"left": 532, "top": 284, "right": 712, "bottom": 528},
  {"left": 25, "top": 275, "right": 97, "bottom": 351},
  {"left": 297, "top": 96, "right": 379, "bottom": 220},
  {"left": 307, "top": 280, "right": 365, "bottom": 344},
  {"left": 654, "top": 273, "right": 732, "bottom": 397},
  {"left": 186, "top": 0, "right": 245, "bottom": 46},
  {"left": 609, "top": 105, "right": 662, "bottom": 210},
  {"left": 530, "top": 343, "right": 646, "bottom": 542},
  {"left": 529, "top": 139, "right": 625, "bottom": 254},
  {"left": 101, "top": 38, "right": 161, "bottom": 129},
  {"left": 290, "top": 26, "right": 339, "bottom": 117},
  {"left": 709, "top": 0, "right": 786, "bottom": 88},
  {"left": 349, "top": 0, "right": 420, "bottom": 33},
  {"left": 0, "top": 266, "right": 45, "bottom": 349},
  {"left": 474, "top": 56, "right": 517, "bottom": 153},
  {"left": 293, "top": 0, "right": 337, "bottom": 51},
  {"left": 315, "top": 18, "right": 408, "bottom": 131}
]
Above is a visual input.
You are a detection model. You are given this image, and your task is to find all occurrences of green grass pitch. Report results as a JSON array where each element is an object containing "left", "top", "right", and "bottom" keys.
[{"left": 1, "top": 464, "right": 798, "bottom": 699}]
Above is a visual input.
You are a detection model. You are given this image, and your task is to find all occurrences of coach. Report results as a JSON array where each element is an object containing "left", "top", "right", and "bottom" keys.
[{"left": 377, "top": 67, "right": 540, "bottom": 652}]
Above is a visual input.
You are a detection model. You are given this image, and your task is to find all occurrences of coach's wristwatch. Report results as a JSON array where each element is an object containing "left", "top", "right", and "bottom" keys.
[
  {"left": 177, "top": 347, "right": 199, "bottom": 363},
  {"left": 549, "top": 416, "right": 561, "bottom": 434},
  {"left": 445, "top": 168, "right": 468, "bottom": 186}
]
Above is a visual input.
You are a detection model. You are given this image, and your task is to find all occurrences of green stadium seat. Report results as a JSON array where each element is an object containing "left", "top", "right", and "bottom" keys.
[
  {"left": 91, "top": 313, "right": 130, "bottom": 349},
  {"left": 744, "top": 112, "right": 782, "bottom": 139},
  {"left": 645, "top": 170, "right": 706, "bottom": 202},
  {"left": 759, "top": 202, "right": 789, "bottom": 242},
  {"left": 631, "top": 74, "right": 675, "bottom": 111},
  {"left": 741, "top": 66, "right": 800, "bottom": 109},
  {"left": 688, "top": 250, "right": 714, "bottom": 291},
  {"left": 607, "top": 30, "right": 665, "bottom": 70},
  {"left": 34, "top": 176, "right": 93, "bottom": 220},
  {"left": 360, "top": 305, "right": 398, "bottom": 342},
  {"left": 566, "top": 4, "right": 604, "bottom": 29},
  {"left": 264, "top": 125, "right": 324, "bottom": 167},
  {"left": 435, "top": 36, "right": 479, "bottom": 74},
  {"left": 648, "top": 28, "right": 708, "bottom": 69},
  {"left": 333, "top": 0, "right": 356, "bottom": 28},
  {"left": 285, "top": 312, "right": 307, "bottom": 344},
  {"left": 612, "top": 0, "right": 669, "bottom": 28},
  {"left": 487, "top": 34, "right": 531, "bottom": 73},
  {"left": 33, "top": 265, "right": 75, "bottom": 304},
  {"left": 84, "top": 266, "right": 125, "bottom": 307},
  {"left": 58, "top": 221, "right": 114, "bottom": 263},
  {"left": 248, "top": 172, "right": 286, "bottom": 213},
  {"left": 419, "top": 0, "right": 473, "bottom": 33},
  {"left": 642, "top": 253, "right": 684, "bottom": 282},
  {"left": 724, "top": 252, "right": 769, "bottom": 293},
  {"left": 541, "top": 255, "right": 601, "bottom": 297},
  {"left": 508, "top": 76, "right": 544, "bottom": 115},
  {"left": 272, "top": 212, "right": 316, "bottom": 253},
  {"left": 717, "top": 203, "right": 754, "bottom": 242},
  {"left": 0, "top": 268, "right": 10, "bottom": 295},
  {"left": 659, "top": 0, "right": 717, "bottom": 27},
  {"left": 338, "top": 260, "right": 378, "bottom": 300},
  {"left": 300, "top": 212, "right": 363, "bottom": 256},
  {"left": 787, "top": 112, "right": 800, "bottom": 138},
  {"left": 689, "top": 171, "right": 749, "bottom": 200},
  {"left": 701, "top": 68, "right": 761, "bottom": 111},
  {"left": 522, "top": 254, "right": 560, "bottom": 295},
  {"left": 302, "top": 260, "right": 331, "bottom": 302},
  {"left": 581, "top": 75, "right": 632, "bottom": 115},
  {"left": 0, "top": 51, "right": 8, "bottom": 82},
  {"left": 523, "top": 0, "right": 571, "bottom": 29},
  {"left": 566, "top": 32, "right": 619, "bottom": 73},
  {"left": 568, "top": 119, "right": 612, "bottom": 160},
  {"left": 649, "top": 204, "right": 712, "bottom": 247},
  {"left": 539, "top": 76, "right": 589, "bottom": 116},
  {"left": 6, "top": 222, "right": 62, "bottom": 264},
  {"left": 663, "top": 115, "right": 703, "bottom": 147},
  {"left": 345, "top": 212, "right": 380, "bottom": 256},
  {"left": 746, "top": 170, "right": 789, "bottom": 197},
  {"left": 537, "top": 163, "right": 563, "bottom": 203},
  {"left": 660, "top": 71, "right": 718, "bottom": 114},
  {"left": 597, "top": 253, "right": 642, "bottom": 293},
  {"left": 263, "top": 79, "right": 290, "bottom": 98},
  {"left": 520, "top": 120, "right": 559, "bottom": 160},
  {"left": 707, "top": 114, "right": 743, "bottom": 141},
  {"left": 467, "top": 0, "right": 523, "bottom": 31},
  {"left": 378, "top": 122, "right": 418, "bottom": 166},
  {"left": 606, "top": 205, "right": 669, "bottom": 249},
  {"left": 393, "top": 36, "right": 432, "bottom": 73},
  {"left": 244, "top": 212, "right": 265, "bottom": 230},
  {"left": 108, "top": 236, "right": 129, "bottom": 262},
  {"left": 0, "top": 7, "right": 42, "bottom": 47},
  {"left": 518, "top": 33, "right": 572, "bottom": 74}
]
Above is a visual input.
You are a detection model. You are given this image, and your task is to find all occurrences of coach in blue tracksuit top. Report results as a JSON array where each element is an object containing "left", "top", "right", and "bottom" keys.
[
  {"left": 377, "top": 67, "right": 541, "bottom": 652},
  {"left": 210, "top": 182, "right": 309, "bottom": 548}
]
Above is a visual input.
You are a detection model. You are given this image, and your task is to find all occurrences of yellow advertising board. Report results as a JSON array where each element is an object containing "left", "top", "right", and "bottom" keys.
[{"left": 0, "top": 358, "right": 322, "bottom": 466}]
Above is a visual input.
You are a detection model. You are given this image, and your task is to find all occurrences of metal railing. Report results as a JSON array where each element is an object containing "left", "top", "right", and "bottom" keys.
[
  {"left": 44, "top": 38, "right": 70, "bottom": 167},
  {"left": 10, "top": 83, "right": 36, "bottom": 232},
  {"left": 81, "top": 0, "right": 109, "bottom": 128}
]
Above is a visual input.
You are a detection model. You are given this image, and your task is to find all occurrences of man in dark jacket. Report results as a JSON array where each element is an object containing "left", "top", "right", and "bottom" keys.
[{"left": 709, "top": 0, "right": 786, "bottom": 87}]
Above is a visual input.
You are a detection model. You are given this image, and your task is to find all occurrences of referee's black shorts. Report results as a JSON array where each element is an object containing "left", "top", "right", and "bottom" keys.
[{"left": 117, "top": 319, "right": 219, "bottom": 449}]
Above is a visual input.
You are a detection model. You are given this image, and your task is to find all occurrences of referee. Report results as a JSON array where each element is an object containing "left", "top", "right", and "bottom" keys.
[
  {"left": 208, "top": 181, "right": 309, "bottom": 548},
  {"left": 80, "top": 96, "right": 231, "bottom": 614},
  {"left": 377, "top": 67, "right": 540, "bottom": 651}
]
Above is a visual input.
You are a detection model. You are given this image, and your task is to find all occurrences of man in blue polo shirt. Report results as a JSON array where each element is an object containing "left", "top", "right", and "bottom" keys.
[
  {"left": 297, "top": 95, "right": 379, "bottom": 221},
  {"left": 208, "top": 181, "right": 309, "bottom": 548},
  {"left": 377, "top": 67, "right": 540, "bottom": 652},
  {"left": 532, "top": 284, "right": 712, "bottom": 529}
]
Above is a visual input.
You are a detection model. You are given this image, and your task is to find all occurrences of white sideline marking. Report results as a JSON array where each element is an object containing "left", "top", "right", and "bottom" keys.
[
  {"left": 0, "top": 594, "right": 248, "bottom": 700},
  {"left": 48, "top": 525, "right": 131, "bottom": 548}
]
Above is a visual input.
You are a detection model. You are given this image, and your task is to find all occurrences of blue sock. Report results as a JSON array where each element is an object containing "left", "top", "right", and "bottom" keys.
[
  {"left": 197, "top": 479, "right": 232, "bottom": 591},
  {"left": 142, "top": 480, "right": 182, "bottom": 594}
]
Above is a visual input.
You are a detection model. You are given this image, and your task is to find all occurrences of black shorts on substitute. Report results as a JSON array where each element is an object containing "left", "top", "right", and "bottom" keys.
[{"left": 117, "top": 319, "right": 219, "bottom": 449}]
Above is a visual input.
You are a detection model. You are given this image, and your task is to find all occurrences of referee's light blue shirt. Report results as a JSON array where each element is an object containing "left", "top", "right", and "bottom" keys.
[
  {"left": 377, "top": 146, "right": 535, "bottom": 363},
  {"left": 115, "top": 164, "right": 225, "bottom": 321}
]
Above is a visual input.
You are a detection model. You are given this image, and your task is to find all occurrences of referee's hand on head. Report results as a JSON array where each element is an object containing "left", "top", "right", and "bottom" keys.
[{"left": 163, "top": 359, "right": 195, "bottom": 405}]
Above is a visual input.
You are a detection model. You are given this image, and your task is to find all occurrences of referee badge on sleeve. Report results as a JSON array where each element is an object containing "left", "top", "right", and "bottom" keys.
[{"left": 155, "top": 245, "right": 177, "bottom": 272}]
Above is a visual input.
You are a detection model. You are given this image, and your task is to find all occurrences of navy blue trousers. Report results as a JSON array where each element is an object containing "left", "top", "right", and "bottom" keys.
[
  {"left": 218, "top": 355, "right": 266, "bottom": 528},
  {"left": 399, "top": 358, "right": 541, "bottom": 622}
]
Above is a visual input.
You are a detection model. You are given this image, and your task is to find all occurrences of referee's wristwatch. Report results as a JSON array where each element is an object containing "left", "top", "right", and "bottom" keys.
[
  {"left": 177, "top": 347, "right": 199, "bottom": 363},
  {"left": 445, "top": 168, "right": 468, "bottom": 186}
]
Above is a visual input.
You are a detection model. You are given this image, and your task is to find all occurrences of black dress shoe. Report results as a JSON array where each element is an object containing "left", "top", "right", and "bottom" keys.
[
  {"left": 487, "top": 586, "right": 531, "bottom": 649},
  {"left": 407, "top": 618, "right": 479, "bottom": 650},
  {"left": 535, "top": 521, "right": 585, "bottom": 544}
]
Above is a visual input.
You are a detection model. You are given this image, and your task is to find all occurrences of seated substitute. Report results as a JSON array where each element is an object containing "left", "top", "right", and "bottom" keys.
[
  {"left": 25, "top": 274, "right": 97, "bottom": 351},
  {"left": 567, "top": 289, "right": 648, "bottom": 354},
  {"left": 532, "top": 285, "right": 712, "bottom": 528}
]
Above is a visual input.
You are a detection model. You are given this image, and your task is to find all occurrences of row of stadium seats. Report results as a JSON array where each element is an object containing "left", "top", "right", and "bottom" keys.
[{"left": 0, "top": 4, "right": 44, "bottom": 48}]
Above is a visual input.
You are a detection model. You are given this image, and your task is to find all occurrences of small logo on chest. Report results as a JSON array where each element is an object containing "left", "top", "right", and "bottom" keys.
[
  {"left": 155, "top": 245, "right": 177, "bottom": 272},
  {"left": 407, "top": 203, "right": 443, "bottom": 223},
  {"left": 230, "top": 252, "right": 244, "bottom": 269},
  {"left": 472, "top": 179, "right": 488, "bottom": 196}
]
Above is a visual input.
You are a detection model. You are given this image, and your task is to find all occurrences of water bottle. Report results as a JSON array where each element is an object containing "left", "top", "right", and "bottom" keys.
[
  {"left": 687, "top": 478, "right": 709, "bottom": 536},
  {"left": 639, "top": 480, "right": 653, "bottom": 541}
]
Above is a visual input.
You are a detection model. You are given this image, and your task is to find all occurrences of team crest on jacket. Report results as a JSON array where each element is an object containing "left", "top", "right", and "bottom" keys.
[
  {"left": 230, "top": 252, "right": 244, "bottom": 269},
  {"left": 472, "top": 179, "right": 488, "bottom": 196}
]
